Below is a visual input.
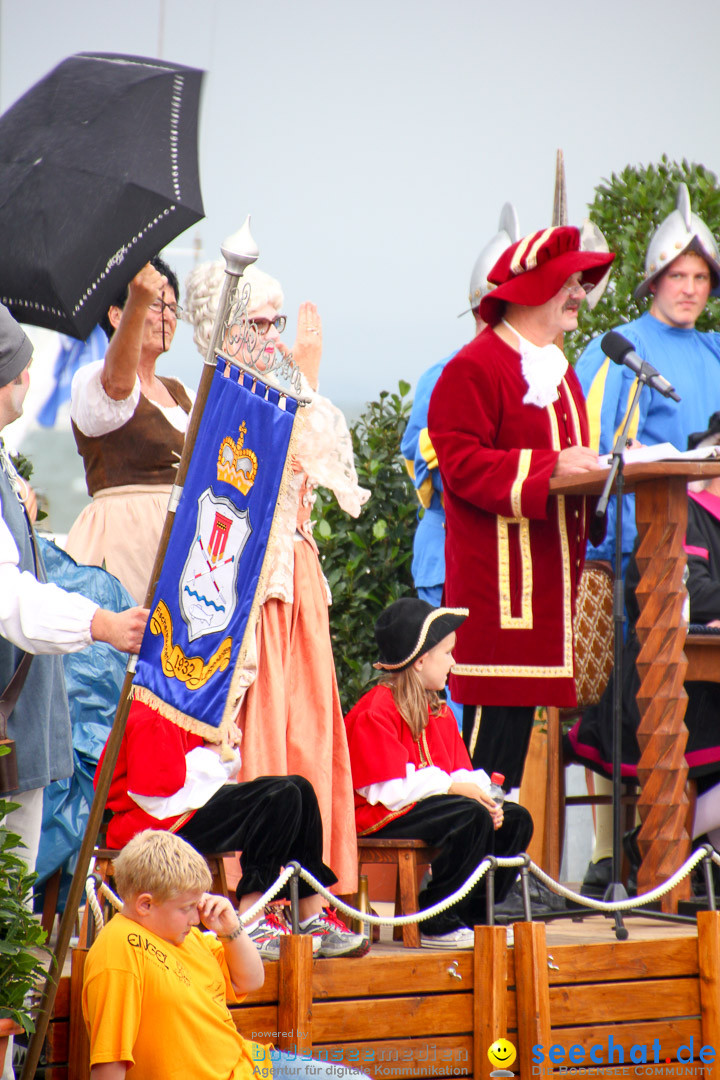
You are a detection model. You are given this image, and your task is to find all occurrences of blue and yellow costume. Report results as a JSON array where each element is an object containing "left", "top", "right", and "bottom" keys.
[
  {"left": 401, "top": 355, "right": 457, "bottom": 600},
  {"left": 577, "top": 312, "right": 720, "bottom": 568},
  {"left": 402, "top": 354, "right": 462, "bottom": 727}
]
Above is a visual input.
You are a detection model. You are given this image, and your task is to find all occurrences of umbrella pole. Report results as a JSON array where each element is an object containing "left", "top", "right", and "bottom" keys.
[{"left": 22, "top": 232, "right": 257, "bottom": 1080}]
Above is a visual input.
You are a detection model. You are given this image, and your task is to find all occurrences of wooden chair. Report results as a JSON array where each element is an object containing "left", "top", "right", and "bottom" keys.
[
  {"left": 357, "top": 837, "right": 438, "bottom": 949},
  {"left": 539, "top": 706, "right": 639, "bottom": 881},
  {"left": 79, "top": 847, "right": 236, "bottom": 947}
]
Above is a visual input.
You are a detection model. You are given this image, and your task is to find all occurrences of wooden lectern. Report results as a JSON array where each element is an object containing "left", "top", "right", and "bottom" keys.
[{"left": 549, "top": 460, "right": 720, "bottom": 911}]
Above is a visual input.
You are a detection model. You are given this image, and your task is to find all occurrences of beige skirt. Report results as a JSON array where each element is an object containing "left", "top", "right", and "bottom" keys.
[{"left": 65, "top": 484, "right": 173, "bottom": 605}]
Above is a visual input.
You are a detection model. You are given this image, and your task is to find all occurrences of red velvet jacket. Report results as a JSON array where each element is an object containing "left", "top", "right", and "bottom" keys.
[
  {"left": 97, "top": 700, "right": 204, "bottom": 848},
  {"left": 344, "top": 685, "right": 472, "bottom": 835},
  {"left": 428, "top": 328, "right": 593, "bottom": 707}
]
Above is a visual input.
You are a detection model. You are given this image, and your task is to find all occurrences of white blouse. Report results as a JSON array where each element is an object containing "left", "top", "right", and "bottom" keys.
[
  {"left": 358, "top": 765, "right": 491, "bottom": 813},
  {"left": 70, "top": 360, "right": 193, "bottom": 437},
  {"left": 0, "top": 453, "right": 98, "bottom": 653}
]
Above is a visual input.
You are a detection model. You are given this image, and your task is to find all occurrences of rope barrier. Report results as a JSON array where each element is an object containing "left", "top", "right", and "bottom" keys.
[{"left": 83, "top": 844, "right": 718, "bottom": 933}]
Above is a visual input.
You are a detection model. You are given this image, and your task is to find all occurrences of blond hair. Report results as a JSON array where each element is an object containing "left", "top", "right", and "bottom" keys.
[
  {"left": 183, "top": 261, "right": 285, "bottom": 356},
  {"left": 113, "top": 830, "right": 212, "bottom": 901},
  {"left": 379, "top": 667, "right": 443, "bottom": 741}
]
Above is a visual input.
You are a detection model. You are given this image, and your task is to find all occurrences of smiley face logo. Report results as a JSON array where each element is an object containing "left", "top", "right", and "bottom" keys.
[{"left": 488, "top": 1038, "right": 517, "bottom": 1070}]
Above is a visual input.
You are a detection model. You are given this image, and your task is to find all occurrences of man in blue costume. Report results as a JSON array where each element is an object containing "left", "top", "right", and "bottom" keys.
[
  {"left": 578, "top": 183, "right": 720, "bottom": 572},
  {"left": 401, "top": 205, "right": 519, "bottom": 726},
  {"left": 575, "top": 184, "right": 720, "bottom": 897}
]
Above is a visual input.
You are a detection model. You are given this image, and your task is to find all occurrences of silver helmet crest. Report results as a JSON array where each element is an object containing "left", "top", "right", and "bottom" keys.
[
  {"left": 462, "top": 202, "right": 520, "bottom": 315},
  {"left": 635, "top": 183, "right": 720, "bottom": 300}
]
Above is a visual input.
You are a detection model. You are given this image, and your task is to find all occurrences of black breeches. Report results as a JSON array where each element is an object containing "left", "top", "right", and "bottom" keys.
[
  {"left": 462, "top": 704, "right": 535, "bottom": 789},
  {"left": 177, "top": 774, "right": 337, "bottom": 901},
  {"left": 370, "top": 795, "right": 533, "bottom": 935}
]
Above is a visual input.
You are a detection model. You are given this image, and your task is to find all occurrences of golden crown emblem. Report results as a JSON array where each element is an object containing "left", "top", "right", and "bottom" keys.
[{"left": 217, "top": 422, "right": 258, "bottom": 496}]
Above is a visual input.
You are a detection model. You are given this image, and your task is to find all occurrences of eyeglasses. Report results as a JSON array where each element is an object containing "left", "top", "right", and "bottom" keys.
[
  {"left": 248, "top": 315, "right": 286, "bottom": 336},
  {"left": 149, "top": 299, "right": 183, "bottom": 318},
  {"left": 560, "top": 281, "right": 594, "bottom": 298}
]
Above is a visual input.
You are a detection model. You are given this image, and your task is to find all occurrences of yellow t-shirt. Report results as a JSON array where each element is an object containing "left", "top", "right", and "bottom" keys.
[{"left": 82, "top": 913, "right": 272, "bottom": 1080}]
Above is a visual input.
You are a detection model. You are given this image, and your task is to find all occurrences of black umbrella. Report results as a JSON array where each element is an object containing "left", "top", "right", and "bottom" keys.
[{"left": 0, "top": 52, "right": 205, "bottom": 339}]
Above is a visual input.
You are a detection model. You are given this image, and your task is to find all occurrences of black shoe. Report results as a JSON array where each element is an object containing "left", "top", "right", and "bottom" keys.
[
  {"left": 494, "top": 877, "right": 567, "bottom": 920},
  {"left": 622, "top": 826, "right": 641, "bottom": 896},
  {"left": 580, "top": 857, "right": 612, "bottom": 898}
]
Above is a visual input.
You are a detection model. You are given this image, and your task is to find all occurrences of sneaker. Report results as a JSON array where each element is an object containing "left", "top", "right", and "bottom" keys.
[
  {"left": 245, "top": 909, "right": 292, "bottom": 961},
  {"left": 299, "top": 907, "right": 370, "bottom": 958},
  {"left": 420, "top": 927, "right": 474, "bottom": 950}
]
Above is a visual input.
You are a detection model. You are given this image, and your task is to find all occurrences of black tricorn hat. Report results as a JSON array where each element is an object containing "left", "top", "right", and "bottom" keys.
[
  {"left": 374, "top": 597, "right": 468, "bottom": 672},
  {"left": 688, "top": 412, "right": 720, "bottom": 450}
]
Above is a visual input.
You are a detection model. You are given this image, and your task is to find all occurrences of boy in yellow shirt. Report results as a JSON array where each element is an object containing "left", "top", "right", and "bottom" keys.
[{"left": 82, "top": 831, "right": 365, "bottom": 1080}]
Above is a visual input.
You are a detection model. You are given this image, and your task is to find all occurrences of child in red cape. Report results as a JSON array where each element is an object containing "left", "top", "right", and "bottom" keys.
[{"left": 344, "top": 598, "right": 533, "bottom": 948}]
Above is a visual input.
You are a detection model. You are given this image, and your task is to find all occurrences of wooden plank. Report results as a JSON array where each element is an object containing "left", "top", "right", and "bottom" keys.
[
  {"left": 698, "top": 910, "right": 720, "bottom": 1072},
  {"left": 543, "top": 1017, "right": 701, "bottom": 1061},
  {"left": 68, "top": 948, "right": 90, "bottom": 1080},
  {"left": 311, "top": 994, "right": 473, "bottom": 1043},
  {"left": 231, "top": 1005, "right": 279, "bottom": 1039},
  {"left": 545, "top": 936, "right": 699, "bottom": 983},
  {"left": 549, "top": 978, "right": 700, "bottom": 1026},
  {"left": 46, "top": 1019, "right": 68, "bottom": 1063},
  {"left": 55, "top": 976, "right": 70, "bottom": 1017},
  {"left": 514, "top": 922, "right": 551, "bottom": 1080},
  {"left": 311, "top": 952, "right": 476, "bottom": 998},
  {"left": 313, "top": 1036, "right": 472, "bottom": 1079},
  {"left": 475, "top": 925, "right": 508, "bottom": 1080},
  {"left": 245, "top": 962, "right": 279, "bottom": 1004},
  {"left": 278, "top": 934, "right": 313, "bottom": 1053},
  {"left": 549, "top": 1063, "right": 708, "bottom": 1080}
]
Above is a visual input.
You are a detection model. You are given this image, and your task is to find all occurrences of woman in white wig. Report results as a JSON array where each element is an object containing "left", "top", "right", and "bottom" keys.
[{"left": 184, "top": 262, "right": 368, "bottom": 895}]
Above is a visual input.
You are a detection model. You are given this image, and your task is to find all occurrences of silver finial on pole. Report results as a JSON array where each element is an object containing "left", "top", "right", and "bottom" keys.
[
  {"left": 204, "top": 217, "right": 259, "bottom": 364},
  {"left": 221, "top": 215, "right": 259, "bottom": 277}
]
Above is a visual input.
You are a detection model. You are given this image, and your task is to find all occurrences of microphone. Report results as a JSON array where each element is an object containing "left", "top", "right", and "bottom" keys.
[{"left": 601, "top": 331, "right": 681, "bottom": 402}]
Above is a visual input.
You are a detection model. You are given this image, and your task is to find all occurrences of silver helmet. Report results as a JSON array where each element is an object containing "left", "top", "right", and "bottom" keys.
[
  {"left": 635, "top": 183, "right": 720, "bottom": 300},
  {"left": 462, "top": 202, "right": 520, "bottom": 315}
]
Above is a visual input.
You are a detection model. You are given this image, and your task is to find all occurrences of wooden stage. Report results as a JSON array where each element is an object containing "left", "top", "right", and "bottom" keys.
[{"left": 42, "top": 909, "right": 720, "bottom": 1080}]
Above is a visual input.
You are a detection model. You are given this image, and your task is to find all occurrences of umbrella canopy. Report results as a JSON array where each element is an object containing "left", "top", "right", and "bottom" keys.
[{"left": 0, "top": 52, "right": 205, "bottom": 339}]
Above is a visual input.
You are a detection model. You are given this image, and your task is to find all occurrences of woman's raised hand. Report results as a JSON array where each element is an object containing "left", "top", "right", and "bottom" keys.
[{"left": 290, "top": 301, "right": 322, "bottom": 390}]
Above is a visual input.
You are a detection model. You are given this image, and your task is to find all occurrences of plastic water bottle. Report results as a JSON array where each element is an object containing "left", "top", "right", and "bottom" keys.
[{"left": 488, "top": 772, "right": 506, "bottom": 805}]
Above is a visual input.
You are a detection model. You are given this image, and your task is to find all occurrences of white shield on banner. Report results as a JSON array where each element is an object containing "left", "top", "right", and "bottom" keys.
[{"left": 179, "top": 488, "right": 252, "bottom": 641}]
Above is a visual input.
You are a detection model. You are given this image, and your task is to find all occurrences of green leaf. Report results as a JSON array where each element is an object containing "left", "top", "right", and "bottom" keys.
[{"left": 313, "top": 380, "right": 416, "bottom": 710}]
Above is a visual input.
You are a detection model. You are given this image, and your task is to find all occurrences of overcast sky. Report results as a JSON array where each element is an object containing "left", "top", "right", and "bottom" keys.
[{"left": 3, "top": 0, "right": 720, "bottom": 410}]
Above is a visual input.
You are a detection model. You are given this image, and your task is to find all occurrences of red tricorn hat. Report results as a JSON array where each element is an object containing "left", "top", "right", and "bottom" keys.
[{"left": 478, "top": 226, "right": 615, "bottom": 326}]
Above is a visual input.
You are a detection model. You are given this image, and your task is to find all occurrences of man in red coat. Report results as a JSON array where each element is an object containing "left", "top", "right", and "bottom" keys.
[{"left": 428, "top": 226, "right": 614, "bottom": 793}]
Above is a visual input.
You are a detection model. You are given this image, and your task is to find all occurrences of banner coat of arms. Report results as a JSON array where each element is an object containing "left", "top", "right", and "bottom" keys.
[{"left": 132, "top": 359, "right": 298, "bottom": 741}]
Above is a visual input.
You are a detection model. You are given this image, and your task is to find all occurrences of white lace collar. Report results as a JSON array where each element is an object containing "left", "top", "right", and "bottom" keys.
[{"left": 502, "top": 319, "right": 568, "bottom": 409}]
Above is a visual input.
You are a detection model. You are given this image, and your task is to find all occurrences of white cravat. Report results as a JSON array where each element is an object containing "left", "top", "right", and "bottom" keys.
[{"left": 502, "top": 320, "right": 568, "bottom": 409}]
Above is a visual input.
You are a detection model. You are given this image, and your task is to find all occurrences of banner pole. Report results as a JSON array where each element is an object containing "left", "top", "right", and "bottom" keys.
[{"left": 22, "top": 220, "right": 259, "bottom": 1080}]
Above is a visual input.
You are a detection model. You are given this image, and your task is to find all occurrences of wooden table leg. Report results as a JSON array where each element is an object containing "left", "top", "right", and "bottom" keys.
[{"left": 634, "top": 477, "right": 691, "bottom": 908}]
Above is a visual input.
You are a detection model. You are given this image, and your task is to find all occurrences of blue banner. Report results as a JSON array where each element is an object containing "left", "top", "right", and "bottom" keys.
[{"left": 132, "top": 358, "right": 297, "bottom": 739}]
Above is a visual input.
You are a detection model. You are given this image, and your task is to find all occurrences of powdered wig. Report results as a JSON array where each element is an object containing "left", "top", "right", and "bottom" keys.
[
  {"left": 184, "top": 261, "right": 284, "bottom": 356},
  {"left": 113, "top": 829, "right": 212, "bottom": 901}
]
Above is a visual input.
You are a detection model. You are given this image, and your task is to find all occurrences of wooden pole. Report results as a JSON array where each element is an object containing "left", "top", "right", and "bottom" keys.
[
  {"left": 514, "top": 921, "right": 551, "bottom": 1078},
  {"left": 473, "top": 925, "right": 508, "bottom": 1080},
  {"left": 277, "top": 936, "right": 314, "bottom": 1056},
  {"left": 698, "top": 910, "right": 720, "bottom": 1078}
]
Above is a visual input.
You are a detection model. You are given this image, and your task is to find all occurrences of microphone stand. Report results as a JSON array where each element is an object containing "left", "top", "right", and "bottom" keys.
[{"left": 595, "top": 374, "right": 647, "bottom": 941}]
